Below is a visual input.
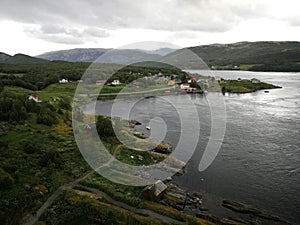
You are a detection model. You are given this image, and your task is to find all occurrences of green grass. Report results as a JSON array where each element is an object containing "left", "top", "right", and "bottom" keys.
[
  {"left": 116, "top": 146, "right": 166, "bottom": 166},
  {"left": 239, "top": 64, "right": 256, "bottom": 70},
  {"left": 220, "top": 80, "right": 280, "bottom": 93},
  {"left": 0, "top": 110, "right": 90, "bottom": 224},
  {"left": 0, "top": 72, "right": 25, "bottom": 77},
  {"left": 41, "top": 189, "right": 168, "bottom": 225},
  {"left": 4, "top": 83, "right": 77, "bottom": 101}
]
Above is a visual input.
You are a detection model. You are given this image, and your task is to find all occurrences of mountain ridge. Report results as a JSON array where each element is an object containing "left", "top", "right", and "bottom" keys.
[
  {"left": 36, "top": 48, "right": 177, "bottom": 63},
  {"left": 0, "top": 53, "right": 49, "bottom": 64}
]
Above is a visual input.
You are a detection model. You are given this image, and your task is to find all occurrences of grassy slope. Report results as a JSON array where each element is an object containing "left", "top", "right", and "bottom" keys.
[
  {"left": 161, "top": 41, "right": 300, "bottom": 71},
  {"left": 0, "top": 84, "right": 215, "bottom": 225}
]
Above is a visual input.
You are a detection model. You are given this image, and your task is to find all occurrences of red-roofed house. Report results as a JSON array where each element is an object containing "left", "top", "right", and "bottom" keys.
[
  {"left": 29, "top": 94, "right": 42, "bottom": 103},
  {"left": 180, "top": 83, "right": 190, "bottom": 90}
]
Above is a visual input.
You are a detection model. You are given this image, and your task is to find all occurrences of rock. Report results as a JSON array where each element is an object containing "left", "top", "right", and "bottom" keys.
[
  {"left": 153, "top": 143, "right": 172, "bottom": 154},
  {"left": 174, "top": 203, "right": 184, "bottom": 211},
  {"left": 196, "top": 212, "right": 220, "bottom": 223},
  {"left": 175, "top": 168, "right": 185, "bottom": 176},
  {"left": 166, "top": 176, "right": 172, "bottom": 181},
  {"left": 222, "top": 200, "right": 261, "bottom": 215},
  {"left": 222, "top": 200, "right": 284, "bottom": 223},
  {"left": 191, "top": 192, "right": 202, "bottom": 199},
  {"left": 256, "top": 213, "right": 281, "bottom": 222},
  {"left": 220, "top": 218, "right": 246, "bottom": 225},
  {"left": 199, "top": 206, "right": 209, "bottom": 211},
  {"left": 129, "top": 120, "right": 141, "bottom": 126}
]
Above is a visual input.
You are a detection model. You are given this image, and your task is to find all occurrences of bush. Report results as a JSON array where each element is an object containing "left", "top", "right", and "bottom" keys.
[
  {"left": 37, "top": 107, "right": 58, "bottom": 126},
  {"left": 22, "top": 140, "right": 39, "bottom": 154},
  {"left": 96, "top": 116, "right": 115, "bottom": 137},
  {"left": 0, "top": 168, "right": 14, "bottom": 189},
  {"left": 39, "top": 150, "right": 63, "bottom": 168}
]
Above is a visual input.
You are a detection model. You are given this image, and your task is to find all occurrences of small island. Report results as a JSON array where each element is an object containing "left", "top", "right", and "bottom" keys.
[{"left": 219, "top": 78, "right": 281, "bottom": 93}]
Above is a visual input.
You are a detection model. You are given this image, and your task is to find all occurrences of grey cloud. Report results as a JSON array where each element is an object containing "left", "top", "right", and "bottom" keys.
[
  {"left": 0, "top": 0, "right": 295, "bottom": 34},
  {"left": 24, "top": 24, "right": 109, "bottom": 45},
  {"left": 84, "top": 27, "right": 109, "bottom": 38}
]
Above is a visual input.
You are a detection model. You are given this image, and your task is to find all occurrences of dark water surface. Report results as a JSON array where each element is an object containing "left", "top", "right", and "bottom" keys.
[{"left": 84, "top": 71, "right": 300, "bottom": 224}]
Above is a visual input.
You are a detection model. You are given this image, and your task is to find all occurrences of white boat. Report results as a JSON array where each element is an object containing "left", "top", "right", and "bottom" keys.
[{"left": 146, "top": 126, "right": 151, "bottom": 130}]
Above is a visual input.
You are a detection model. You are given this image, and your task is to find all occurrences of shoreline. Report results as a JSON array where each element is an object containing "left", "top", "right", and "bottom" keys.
[{"left": 129, "top": 120, "right": 292, "bottom": 225}]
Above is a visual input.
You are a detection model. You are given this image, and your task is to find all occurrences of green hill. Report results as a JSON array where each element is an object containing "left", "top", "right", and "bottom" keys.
[
  {"left": 2, "top": 53, "right": 49, "bottom": 64},
  {"left": 163, "top": 41, "right": 300, "bottom": 71}
]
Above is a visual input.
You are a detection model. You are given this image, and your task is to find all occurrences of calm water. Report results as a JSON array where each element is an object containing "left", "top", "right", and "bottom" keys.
[{"left": 84, "top": 70, "right": 300, "bottom": 224}]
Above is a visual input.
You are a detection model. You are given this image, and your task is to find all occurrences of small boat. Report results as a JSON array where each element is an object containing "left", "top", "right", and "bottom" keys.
[
  {"left": 264, "top": 90, "right": 269, "bottom": 93},
  {"left": 146, "top": 126, "right": 151, "bottom": 130}
]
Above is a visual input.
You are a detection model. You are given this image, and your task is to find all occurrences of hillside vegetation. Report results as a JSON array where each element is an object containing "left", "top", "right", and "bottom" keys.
[{"left": 187, "top": 41, "right": 300, "bottom": 71}]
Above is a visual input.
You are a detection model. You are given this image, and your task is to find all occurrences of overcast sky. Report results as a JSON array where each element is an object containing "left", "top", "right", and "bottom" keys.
[{"left": 0, "top": 0, "right": 299, "bottom": 55}]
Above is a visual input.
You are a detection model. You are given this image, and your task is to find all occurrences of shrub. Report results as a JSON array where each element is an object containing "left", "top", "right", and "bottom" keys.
[{"left": 0, "top": 168, "right": 14, "bottom": 189}]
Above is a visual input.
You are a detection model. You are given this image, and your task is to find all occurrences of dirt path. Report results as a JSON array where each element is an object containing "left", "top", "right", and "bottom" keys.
[
  {"left": 19, "top": 144, "right": 184, "bottom": 225},
  {"left": 76, "top": 185, "right": 186, "bottom": 224}
]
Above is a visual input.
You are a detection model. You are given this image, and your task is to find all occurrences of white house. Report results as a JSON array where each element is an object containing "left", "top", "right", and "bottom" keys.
[
  {"left": 29, "top": 94, "right": 42, "bottom": 103},
  {"left": 59, "top": 78, "right": 69, "bottom": 83},
  {"left": 111, "top": 80, "right": 121, "bottom": 86}
]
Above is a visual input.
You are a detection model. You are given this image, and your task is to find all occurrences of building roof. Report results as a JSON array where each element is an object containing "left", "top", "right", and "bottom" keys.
[{"left": 154, "top": 180, "right": 167, "bottom": 197}]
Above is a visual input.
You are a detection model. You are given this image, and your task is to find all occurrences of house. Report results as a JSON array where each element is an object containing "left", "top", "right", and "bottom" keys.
[
  {"left": 29, "top": 94, "right": 42, "bottom": 103},
  {"left": 142, "top": 180, "right": 167, "bottom": 199},
  {"left": 59, "top": 78, "right": 68, "bottom": 83},
  {"left": 85, "top": 124, "right": 92, "bottom": 132},
  {"left": 180, "top": 83, "right": 190, "bottom": 90},
  {"left": 188, "top": 77, "right": 197, "bottom": 84},
  {"left": 111, "top": 80, "right": 121, "bottom": 86},
  {"left": 154, "top": 180, "right": 167, "bottom": 198},
  {"left": 251, "top": 78, "right": 261, "bottom": 83}
]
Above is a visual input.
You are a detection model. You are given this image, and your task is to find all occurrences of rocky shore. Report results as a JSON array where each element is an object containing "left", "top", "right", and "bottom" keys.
[
  {"left": 127, "top": 119, "right": 291, "bottom": 225},
  {"left": 160, "top": 180, "right": 292, "bottom": 225}
]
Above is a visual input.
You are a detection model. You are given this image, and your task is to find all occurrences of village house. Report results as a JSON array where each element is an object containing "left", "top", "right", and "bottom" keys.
[
  {"left": 188, "top": 77, "right": 197, "bottom": 84},
  {"left": 59, "top": 78, "right": 68, "bottom": 83},
  {"left": 142, "top": 180, "right": 167, "bottom": 199},
  {"left": 28, "top": 94, "right": 42, "bottom": 103},
  {"left": 180, "top": 83, "right": 190, "bottom": 90},
  {"left": 111, "top": 80, "right": 121, "bottom": 86}
]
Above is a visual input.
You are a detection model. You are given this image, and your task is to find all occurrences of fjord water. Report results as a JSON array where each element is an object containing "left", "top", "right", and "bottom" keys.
[{"left": 86, "top": 71, "right": 300, "bottom": 223}]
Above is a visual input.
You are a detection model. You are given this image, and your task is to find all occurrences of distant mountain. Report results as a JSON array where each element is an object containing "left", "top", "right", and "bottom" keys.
[
  {"left": 36, "top": 48, "right": 176, "bottom": 64},
  {"left": 0, "top": 52, "right": 11, "bottom": 62},
  {"left": 146, "top": 48, "right": 177, "bottom": 56},
  {"left": 37, "top": 48, "right": 108, "bottom": 62},
  {"left": 0, "top": 53, "right": 48, "bottom": 64}
]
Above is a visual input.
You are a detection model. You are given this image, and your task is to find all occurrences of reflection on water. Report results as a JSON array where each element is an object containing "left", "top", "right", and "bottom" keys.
[{"left": 84, "top": 71, "right": 300, "bottom": 223}]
